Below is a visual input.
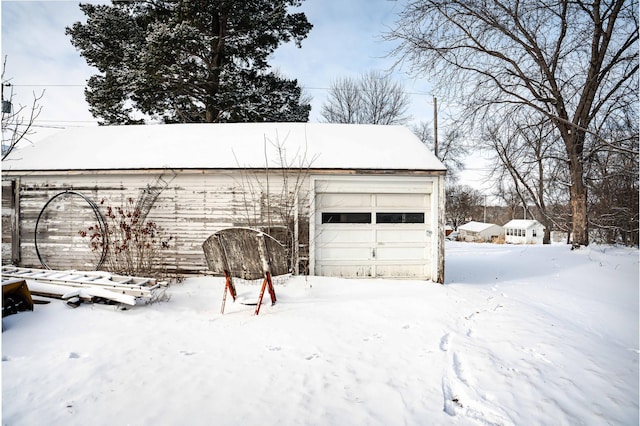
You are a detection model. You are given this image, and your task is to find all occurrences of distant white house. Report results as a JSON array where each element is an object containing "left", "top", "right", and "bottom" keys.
[
  {"left": 504, "top": 219, "right": 545, "bottom": 244},
  {"left": 458, "top": 221, "right": 504, "bottom": 243}
]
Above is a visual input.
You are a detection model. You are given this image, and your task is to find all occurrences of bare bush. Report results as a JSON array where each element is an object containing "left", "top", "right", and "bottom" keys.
[
  {"left": 79, "top": 198, "right": 172, "bottom": 276},
  {"left": 233, "top": 132, "right": 316, "bottom": 274}
]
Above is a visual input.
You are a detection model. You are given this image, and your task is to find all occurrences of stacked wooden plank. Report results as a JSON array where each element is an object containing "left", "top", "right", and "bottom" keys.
[{"left": 1, "top": 266, "right": 167, "bottom": 306}]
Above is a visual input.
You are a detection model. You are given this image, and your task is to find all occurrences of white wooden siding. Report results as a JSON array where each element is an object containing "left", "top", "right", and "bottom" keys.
[
  {"left": 4, "top": 169, "right": 444, "bottom": 281},
  {"left": 9, "top": 171, "right": 309, "bottom": 274},
  {"left": 1, "top": 180, "right": 18, "bottom": 264}
]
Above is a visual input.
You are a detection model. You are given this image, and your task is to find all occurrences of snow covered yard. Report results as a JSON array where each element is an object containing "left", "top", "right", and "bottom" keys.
[{"left": 2, "top": 242, "right": 638, "bottom": 425}]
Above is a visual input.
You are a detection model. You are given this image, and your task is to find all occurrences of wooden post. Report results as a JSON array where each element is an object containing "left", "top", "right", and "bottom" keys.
[
  {"left": 433, "top": 97, "right": 438, "bottom": 158},
  {"left": 436, "top": 174, "right": 445, "bottom": 284}
]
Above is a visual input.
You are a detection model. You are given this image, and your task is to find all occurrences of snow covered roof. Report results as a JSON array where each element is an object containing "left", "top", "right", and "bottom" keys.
[
  {"left": 458, "top": 221, "right": 502, "bottom": 233},
  {"left": 2, "top": 123, "right": 447, "bottom": 172},
  {"left": 504, "top": 219, "right": 544, "bottom": 229}
]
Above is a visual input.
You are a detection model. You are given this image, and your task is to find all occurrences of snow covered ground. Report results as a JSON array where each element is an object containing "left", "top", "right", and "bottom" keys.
[{"left": 2, "top": 242, "right": 638, "bottom": 425}]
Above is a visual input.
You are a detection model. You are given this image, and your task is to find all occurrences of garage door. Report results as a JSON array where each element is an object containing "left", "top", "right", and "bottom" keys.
[{"left": 314, "top": 191, "right": 432, "bottom": 279}]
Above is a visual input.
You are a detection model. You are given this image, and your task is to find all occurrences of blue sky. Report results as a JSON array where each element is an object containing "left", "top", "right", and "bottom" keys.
[
  {"left": 1, "top": 0, "right": 490, "bottom": 189},
  {"left": 2, "top": 1, "right": 100, "bottom": 136},
  {"left": 1, "top": 1, "right": 434, "bottom": 130}
]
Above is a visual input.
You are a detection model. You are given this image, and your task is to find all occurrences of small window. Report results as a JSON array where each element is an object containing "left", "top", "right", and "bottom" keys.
[
  {"left": 376, "top": 212, "right": 425, "bottom": 224},
  {"left": 532, "top": 229, "right": 537, "bottom": 237},
  {"left": 322, "top": 212, "right": 371, "bottom": 224}
]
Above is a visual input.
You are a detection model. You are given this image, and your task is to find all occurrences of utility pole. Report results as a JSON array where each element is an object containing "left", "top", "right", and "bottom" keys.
[
  {"left": 1, "top": 82, "right": 12, "bottom": 114},
  {"left": 484, "top": 194, "right": 487, "bottom": 223},
  {"left": 433, "top": 96, "right": 438, "bottom": 158}
]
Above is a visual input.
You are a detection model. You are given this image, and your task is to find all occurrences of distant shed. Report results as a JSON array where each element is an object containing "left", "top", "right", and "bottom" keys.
[
  {"left": 458, "top": 221, "right": 504, "bottom": 243},
  {"left": 504, "top": 219, "right": 545, "bottom": 244},
  {"left": 2, "top": 123, "right": 447, "bottom": 282}
]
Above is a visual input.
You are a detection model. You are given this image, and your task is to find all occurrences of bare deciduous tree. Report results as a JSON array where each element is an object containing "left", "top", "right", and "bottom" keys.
[
  {"left": 321, "top": 70, "right": 411, "bottom": 125},
  {"left": 585, "top": 106, "right": 639, "bottom": 245},
  {"left": 2, "top": 56, "right": 44, "bottom": 160},
  {"left": 446, "top": 184, "right": 483, "bottom": 231},
  {"left": 484, "top": 112, "right": 569, "bottom": 243},
  {"left": 233, "top": 133, "right": 317, "bottom": 275},
  {"left": 388, "top": 0, "right": 639, "bottom": 247},
  {"left": 412, "top": 120, "right": 468, "bottom": 183}
]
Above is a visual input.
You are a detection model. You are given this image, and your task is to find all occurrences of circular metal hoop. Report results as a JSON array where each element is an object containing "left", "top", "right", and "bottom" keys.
[{"left": 34, "top": 190, "right": 108, "bottom": 270}]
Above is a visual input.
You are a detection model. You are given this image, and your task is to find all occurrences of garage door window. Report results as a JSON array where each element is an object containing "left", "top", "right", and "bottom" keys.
[
  {"left": 322, "top": 212, "right": 372, "bottom": 224},
  {"left": 376, "top": 212, "right": 425, "bottom": 224}
]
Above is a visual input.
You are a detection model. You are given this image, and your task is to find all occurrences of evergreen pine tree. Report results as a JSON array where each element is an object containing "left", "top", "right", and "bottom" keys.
[{"left": 67, "top": 0, "right": 312, "bottom": 124}]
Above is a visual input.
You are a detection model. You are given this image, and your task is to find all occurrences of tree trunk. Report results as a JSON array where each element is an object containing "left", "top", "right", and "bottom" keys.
[
  {"left": 205, "top": 9, "right": 228, "bottom": 123},
  {"left": 570, "top": 180, "right": 588, "bottom": 247},
  {"left": 560, "top": 119, "right": 589, "bottom": 248},
  {"left": 567, "top": 135, "right": 589, "bottom": 246},
  {"left": 542, "top": 218, "right": 552, "bottom": 245}
]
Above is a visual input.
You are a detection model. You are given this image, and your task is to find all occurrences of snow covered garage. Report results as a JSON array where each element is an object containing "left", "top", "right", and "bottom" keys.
[
  {"left": 2, "top": 123, "right": 446, "bottom": 282},
  {"left": 458, "top": 221, "right": 504, "bottom": 243}
]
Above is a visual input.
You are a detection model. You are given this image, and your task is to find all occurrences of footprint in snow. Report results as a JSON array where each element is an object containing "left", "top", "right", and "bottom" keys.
[
  {"left": 363, "top": 333, "right": 382, "bottom": 342},
  {"left": 440, "top": 333, "right": 450, "bottom": 351},
  {"left": 305, "top": 353, "right": 319, "bottom": 360}
]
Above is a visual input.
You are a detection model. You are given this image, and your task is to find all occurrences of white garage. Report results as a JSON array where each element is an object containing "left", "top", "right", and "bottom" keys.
[{"left": 3, "top": 122, "right": 446, "bottom": 282}]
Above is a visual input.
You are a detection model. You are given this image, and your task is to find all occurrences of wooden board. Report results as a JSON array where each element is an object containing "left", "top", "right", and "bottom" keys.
[
  {"left": 1, "top": 266, "right": 159, "bottom": 297},
  {"left": 202, "top": 228, "right": 288, "bottom": 280}
]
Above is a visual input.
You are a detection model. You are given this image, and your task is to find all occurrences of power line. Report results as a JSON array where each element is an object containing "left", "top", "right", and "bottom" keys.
[
  {"left": 7, "top": 83, "right": 442, "bottom": 99},
  {"left": 35, "top": 119, "right": 98, "bottom": 123},
  {"left": 30, "top": 124, "right": 67, "bottom": 129},
  {"left": 302, "top": 86, "right": 434, "bottom": 97},
  {"left": 8, "top": 84, "right": 85, "bottom": 87},
  {"left": 7, "top": 122, "right": 93, "bottom": 129}
]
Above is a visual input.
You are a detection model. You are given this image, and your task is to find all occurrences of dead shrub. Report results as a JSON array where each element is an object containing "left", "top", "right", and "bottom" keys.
[{"left": 79, "top": 198, "right": 172, "bottom": 277}]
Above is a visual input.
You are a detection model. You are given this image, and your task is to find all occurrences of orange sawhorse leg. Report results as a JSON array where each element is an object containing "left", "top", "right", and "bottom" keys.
[
  {"left": 255, "top": 271, "right": 276, "bottom": 315},
  {"left": 220, "top": 271, "right": 237, "bottom": 314}
]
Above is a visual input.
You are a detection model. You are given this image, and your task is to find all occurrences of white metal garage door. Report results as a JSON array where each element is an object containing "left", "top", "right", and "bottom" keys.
[{"left": 314, "top": 190, "right": 432, "bottom": 279}]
